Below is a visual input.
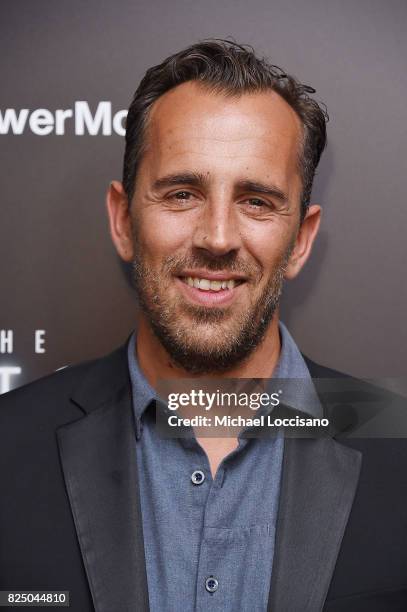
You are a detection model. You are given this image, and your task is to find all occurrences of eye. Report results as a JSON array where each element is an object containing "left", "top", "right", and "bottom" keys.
[
  {"left": 165, "top": 189, "right": 202, "bottom": 210},
  {"left": 171, "top": 190, "right": 193, "bottom": 201},
  {"left": 242, "top": 197, "right": 274, "bottom": 213},
  {"left": 238, "top": 196, "right": 276, "bottom": 218},
  {"left": 247, "top": 198, "right": 267, "bottom": 208}
]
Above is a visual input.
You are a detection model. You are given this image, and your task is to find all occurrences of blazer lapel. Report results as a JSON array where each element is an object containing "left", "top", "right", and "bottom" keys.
[
  {"left": 56, "top": 346, "right": 149, "bottom": 612},
  {"left": 267, "top": 436, "right": 361, "bottom": 612}
]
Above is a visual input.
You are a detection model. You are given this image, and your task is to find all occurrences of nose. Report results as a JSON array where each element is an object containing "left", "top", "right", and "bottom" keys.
[{"left": 192, "top": 198, "right": 242, "bottom": 256}]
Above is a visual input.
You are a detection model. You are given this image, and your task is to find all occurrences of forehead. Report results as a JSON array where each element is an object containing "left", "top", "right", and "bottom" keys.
[{"left": 141, "top": 81, "right": 303, "bottom": 189}]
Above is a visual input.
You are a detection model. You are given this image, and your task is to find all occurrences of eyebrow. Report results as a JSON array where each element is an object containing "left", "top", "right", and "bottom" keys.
[
  {"left": 152, "top": 173, "right": 289, "bottom": 204},
  {"left": 152, "top": 172, "right": 209, "bottom": 191},
  {"left": 235, "top": 180, "right": 289, "bottom": 204}
]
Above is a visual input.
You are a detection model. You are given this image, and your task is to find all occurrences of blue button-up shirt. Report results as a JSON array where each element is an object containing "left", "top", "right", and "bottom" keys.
[{"left": 128, "top": 322, "right": 321, "bottom": 612}]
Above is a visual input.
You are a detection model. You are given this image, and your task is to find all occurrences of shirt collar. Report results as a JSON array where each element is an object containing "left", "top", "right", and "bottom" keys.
[
  {"left": 127, "top": 333, "right": 157, "bottom": 429},
  {"left": 127, "top": 320, "right": 322, "bottom": 432},
  {"left": 273, "top": 321, "right": 322, "bottom": 417}
]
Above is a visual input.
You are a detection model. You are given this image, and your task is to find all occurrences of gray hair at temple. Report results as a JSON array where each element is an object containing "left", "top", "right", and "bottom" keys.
[{"left": 123, "top": 39, "right": 328, "bottom": 222}]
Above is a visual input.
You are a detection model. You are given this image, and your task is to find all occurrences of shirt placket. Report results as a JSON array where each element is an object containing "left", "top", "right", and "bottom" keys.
[{"left": 194, "top": 463, "right": 231, "bottom": 612}]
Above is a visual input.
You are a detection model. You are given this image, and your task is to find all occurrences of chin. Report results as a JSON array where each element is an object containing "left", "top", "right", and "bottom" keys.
[{"left": 149, "top": 315, "right": 269, "bottom": 375}]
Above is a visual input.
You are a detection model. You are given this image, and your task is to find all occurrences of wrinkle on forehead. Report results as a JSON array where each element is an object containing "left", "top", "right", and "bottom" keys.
[
  {"left": 146, "top": 81, "right": 302, "bottom": 153},
  {"left": 137, "top": 81, "right": 303, "bottom": 202}
]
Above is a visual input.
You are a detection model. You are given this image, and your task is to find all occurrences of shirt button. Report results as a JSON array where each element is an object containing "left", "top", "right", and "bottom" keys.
[
  {"left": 205, "top": 576, "right": 219, "bottom": 593},
  {"left": 191, "top": 470, "right": 205, "bottom": 485}
]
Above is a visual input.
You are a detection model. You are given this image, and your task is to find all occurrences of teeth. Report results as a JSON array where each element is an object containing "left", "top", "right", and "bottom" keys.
[
  {"left": 184, "top": 277, "right": 238, "bottom": 291},
  {"left": 210, "top": 281, "right": 222, "bottom": 291},
  {"left": 199, "top": 279, "right": 211, "bottom": 290}
]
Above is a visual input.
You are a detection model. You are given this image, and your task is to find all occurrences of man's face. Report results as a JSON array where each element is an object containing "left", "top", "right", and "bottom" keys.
[{"left": 113, "top": 82, "right": 314, "bottom": 373}]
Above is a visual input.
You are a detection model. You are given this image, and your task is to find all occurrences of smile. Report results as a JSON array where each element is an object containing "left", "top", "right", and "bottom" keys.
[
  {"left": 180, "top": 276, "right": 244, "bottom": 291},
  {"left": 175, "top": 272, "right": 247, "bottom": 307}
]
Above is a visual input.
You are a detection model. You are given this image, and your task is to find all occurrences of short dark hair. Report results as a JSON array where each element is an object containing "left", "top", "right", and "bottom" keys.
[{"left": 123, "top": 39, "right": 328, "bottom": 221}]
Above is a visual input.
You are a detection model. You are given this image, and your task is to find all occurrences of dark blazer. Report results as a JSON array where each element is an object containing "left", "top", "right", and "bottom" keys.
[{"left": 0, "top": 343, "right": 406, "bottom": 611}]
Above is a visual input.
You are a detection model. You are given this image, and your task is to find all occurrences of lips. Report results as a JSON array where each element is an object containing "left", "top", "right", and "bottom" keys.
[
  {"left": 175, "top": 272, "right": 247, "bottom": 306},
  {"left": 180, "top": 276, "right": 242, "bottom": 291}
]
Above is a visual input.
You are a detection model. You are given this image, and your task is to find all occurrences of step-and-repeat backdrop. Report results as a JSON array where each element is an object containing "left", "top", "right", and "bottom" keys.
[{"left": 1, "top": 0, "right": 406, "bottom": 394}]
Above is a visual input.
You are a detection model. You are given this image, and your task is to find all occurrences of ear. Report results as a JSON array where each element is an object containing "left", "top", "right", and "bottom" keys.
[
  {"left": 106, "top": 180, "right": 134, "bottom": 262},
  {"left": 284, "top": 204, "right": 321, "bottom": 280}
]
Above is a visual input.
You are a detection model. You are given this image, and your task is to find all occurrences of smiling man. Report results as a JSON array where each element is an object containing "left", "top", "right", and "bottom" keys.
[
  {"left": 1, "top": 40, "right": 407, "bottom": 612},
  {"left": 108, "top": 77, "right": 321, "bottom": 380}
]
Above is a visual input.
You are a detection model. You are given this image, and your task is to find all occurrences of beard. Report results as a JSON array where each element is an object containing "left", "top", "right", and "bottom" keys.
[{"left": 131, "top": 230, "right": 293, "bottom": 375}]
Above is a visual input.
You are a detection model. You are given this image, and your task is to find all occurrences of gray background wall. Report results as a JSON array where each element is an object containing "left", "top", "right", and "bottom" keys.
[{"left": 1, "top": 0, "right": 406, "bottom": 392}]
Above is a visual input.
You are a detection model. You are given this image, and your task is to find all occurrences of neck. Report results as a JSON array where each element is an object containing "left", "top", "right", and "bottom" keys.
[{"left": 135, "top": 311, "right": 282, "bottom": 389}]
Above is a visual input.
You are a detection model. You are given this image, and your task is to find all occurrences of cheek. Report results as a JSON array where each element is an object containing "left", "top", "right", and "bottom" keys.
[
  {"left": 136, "top": 210, "right": 191, "bottom": 261},
  {"left": 241, "top": 223, "right": 294, "bottom": 270}
]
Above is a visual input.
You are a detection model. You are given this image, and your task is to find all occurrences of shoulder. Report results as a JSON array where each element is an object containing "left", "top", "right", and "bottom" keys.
[
  {"left": 0, "top": 359, "right": 95, "bottom": 436},
  {"left": 302, "top": 354, "right": 350, "bottom": 379},
  {"left": 1, "top": 358, "right": 95, "bottom": 402},
  {"left": 303, "top": 354, "right": 407, "bottom": 456},
  {"left": 0, "top": 342, "right": 129, "bottom": 430}
]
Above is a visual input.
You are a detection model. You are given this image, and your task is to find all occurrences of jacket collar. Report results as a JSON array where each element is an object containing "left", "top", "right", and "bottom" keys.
[{"left": 70, "top": 342, "right": 131, "bottom": 414}]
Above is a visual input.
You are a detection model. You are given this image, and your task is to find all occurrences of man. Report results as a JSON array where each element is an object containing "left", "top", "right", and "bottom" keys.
[{"left": 0, "top": 40, "right": 406, "bottom": 612}]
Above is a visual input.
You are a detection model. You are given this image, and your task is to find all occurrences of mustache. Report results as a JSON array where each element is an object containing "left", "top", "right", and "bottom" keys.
[{"left": 162, "top": 250, "right": 260, "bottom": 277}]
